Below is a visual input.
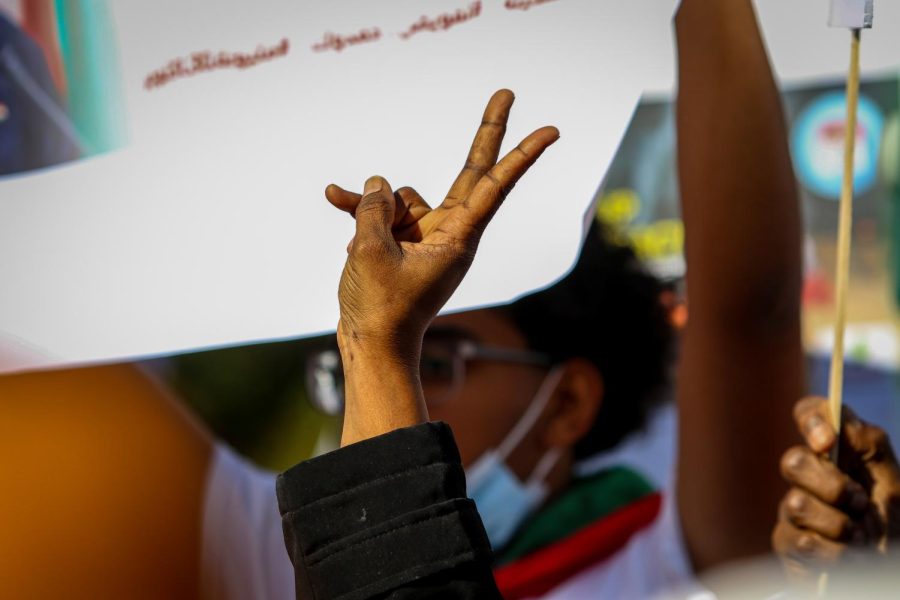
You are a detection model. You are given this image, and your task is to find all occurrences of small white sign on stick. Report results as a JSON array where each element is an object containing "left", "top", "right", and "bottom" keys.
[{"left": 829, "top": 0, "right": 874, "bottom": 29}]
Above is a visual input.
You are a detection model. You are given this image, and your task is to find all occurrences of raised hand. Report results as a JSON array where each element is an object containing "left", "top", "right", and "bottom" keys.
[
  {"left": 773, "top": 396, "right": 900, "bottom": 581},
  {"left": 327, "top": 90, "right": 558, "bottom": 446}
]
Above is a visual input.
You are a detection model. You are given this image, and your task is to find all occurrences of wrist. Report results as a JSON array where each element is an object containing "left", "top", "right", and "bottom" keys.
[
  {"left": 337, "top": 321, "right": 428, "bottom": 447},
  {"left": 337, "top": 320, "right": 424, "bottom": 370}
]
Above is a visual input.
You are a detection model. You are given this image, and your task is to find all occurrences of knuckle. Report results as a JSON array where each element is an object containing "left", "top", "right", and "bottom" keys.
[
  {"left": 352, "top": 237, "right": 388, "bottom": 258},
  {"left": 463, "top": 159, "right": 487, "bottom": 174},
  {"left": 794, "top": 396, "right": 825, "bottom": 422},
  {"left": 786, "top": 489, "right": 808, "bottom": 518},
  {"left": 833, "top": 513, "right": 853, "bottom": 541},
  {"left": 513, "top": 144, "right": 533, "bottom": 160},
  {"left": 396, "top": 186, "right": 418, "bottom": 199},
  {"left": 824, "top": 474, "right": 852, "bottom": 505},
  {"left": 356, "top": 194, "right": 391, "bottom": 215},
  {"left": 781, "top": 446, "right": 808, "bottom": 479},
  {"left": 795, "top": 533, "right": 818, "bottom": 556}
]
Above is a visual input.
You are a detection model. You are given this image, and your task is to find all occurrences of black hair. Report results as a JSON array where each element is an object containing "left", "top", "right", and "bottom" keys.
[{"left": 499, "top": 221, "right": 674, "bottom": 458}]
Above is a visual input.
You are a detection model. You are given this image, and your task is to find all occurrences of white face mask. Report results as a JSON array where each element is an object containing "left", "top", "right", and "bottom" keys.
[{"left": 465, "top": 367, "right": 565, "bottom": 550}]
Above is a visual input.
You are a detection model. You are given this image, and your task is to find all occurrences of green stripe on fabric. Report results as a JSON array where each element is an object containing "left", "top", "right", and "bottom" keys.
[{"left": 497, "top": 466, "right": 655, "bottom": 565}]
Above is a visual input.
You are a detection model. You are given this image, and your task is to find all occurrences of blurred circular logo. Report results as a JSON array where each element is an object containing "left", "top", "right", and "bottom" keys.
[{"left": 792, "top": 91, "right": 884, "bottom": 200}]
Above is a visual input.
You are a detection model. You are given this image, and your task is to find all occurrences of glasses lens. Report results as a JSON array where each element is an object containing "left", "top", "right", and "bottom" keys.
[
  {"left": 305, "top": 349, "right": 344, "bottom": 415},
  {"left": 420, "top": 341, "right": 460, "bottom": 406}
]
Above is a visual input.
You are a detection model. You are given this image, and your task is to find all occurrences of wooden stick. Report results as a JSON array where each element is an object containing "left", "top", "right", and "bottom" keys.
[
  {"left": 819, "top": 28, "right": 862, "bottom": 599},
  {"left": 827, "top": 27, "right": 862, "bottom": 444}
]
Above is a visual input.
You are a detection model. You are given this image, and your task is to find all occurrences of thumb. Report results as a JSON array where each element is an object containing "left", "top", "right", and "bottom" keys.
[
  {"left": 841, "top": 407, "right": 899, "bottom": 476},
  {"left": 354, "top": 176, "right": 396, "bottom": 248}
]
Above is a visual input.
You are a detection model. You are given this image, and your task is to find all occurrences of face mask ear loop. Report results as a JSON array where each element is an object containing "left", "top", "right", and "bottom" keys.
[
  {"left": 495, "top": 366, "right": 566, "bottom": 463},
  {"left": 526, "top": 446, "right": 564, "bottom": 488}
]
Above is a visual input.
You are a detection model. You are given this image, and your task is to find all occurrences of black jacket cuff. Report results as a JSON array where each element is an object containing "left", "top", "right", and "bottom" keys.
[{"left": 276, "top": 422, "right": 494, "bottom": 600}]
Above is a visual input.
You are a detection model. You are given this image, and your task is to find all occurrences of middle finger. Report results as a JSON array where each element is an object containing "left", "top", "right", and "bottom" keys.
[{"left": 444, "top": 89, "right": 514, "bottom": 206}]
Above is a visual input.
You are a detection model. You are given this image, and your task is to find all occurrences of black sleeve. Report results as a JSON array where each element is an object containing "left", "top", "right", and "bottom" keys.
[{"left": 276, "top": 422, "right": 501, "bottom": 600}]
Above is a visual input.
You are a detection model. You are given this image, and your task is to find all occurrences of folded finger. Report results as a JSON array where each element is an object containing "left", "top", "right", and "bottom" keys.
[
  {"left": 780, "top": 445, "right": 869, "bottom": 512},
  {"left": 325, "top": 184, "right": 362, "bottom": 215},
  {"left": 326, "top": 184, "right": 431, "bottom": 231},
  {"left": 781, "top": 488, "right": 859, "bottom": 542},
  {"left": 395, "top": 187, "right": 432, "bottom": 227},
  {"left": 772, "top": 520, "right": 846, "bottom": 565},
  {"left": 445, "top": 89, "right": 514, "bottom": 206},
  {"left": 793, "top": 396, "right": 837, "bottom": 454}
]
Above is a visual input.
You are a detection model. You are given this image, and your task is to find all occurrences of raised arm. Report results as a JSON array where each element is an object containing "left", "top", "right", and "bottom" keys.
[
  {"left": 674, "top": 0, "right": 806, "bottom": 570},
  {"left": 276, "top": 91, "right": 558, "bottom": 600}
]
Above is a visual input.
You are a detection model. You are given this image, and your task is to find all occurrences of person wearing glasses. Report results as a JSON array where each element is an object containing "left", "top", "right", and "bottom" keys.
[
  {"left": 302, "top": 218, "right": 675, "bottom": 598},
  {"left": 275, "top": 3, "right": 811, "bottom": 599}
]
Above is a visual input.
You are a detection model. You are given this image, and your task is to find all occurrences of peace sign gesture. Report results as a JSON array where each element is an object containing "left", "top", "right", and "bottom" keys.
[{"left": 327, "top": 89, "right": 559, "bottom": 358}]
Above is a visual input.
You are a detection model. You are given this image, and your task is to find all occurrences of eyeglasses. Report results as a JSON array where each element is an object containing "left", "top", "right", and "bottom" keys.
[{"left": 305, "top": 338, "right": 551, "bottom": 416}]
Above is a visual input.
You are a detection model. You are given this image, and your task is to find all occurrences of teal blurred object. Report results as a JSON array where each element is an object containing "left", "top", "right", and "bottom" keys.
[{"left": 55, "top": 0, "right": 127, "bottom": 154}]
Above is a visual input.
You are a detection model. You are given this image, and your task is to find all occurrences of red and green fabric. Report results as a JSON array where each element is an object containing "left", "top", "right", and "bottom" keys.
[{"left": 493, "top": 467, "right": 661, "bottom": 600}]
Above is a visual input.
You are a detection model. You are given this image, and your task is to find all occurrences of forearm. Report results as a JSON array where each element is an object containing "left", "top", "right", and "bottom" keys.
[
  {"left": 674, "top": 0, "right": 806, "bottom": 570},
  {"left": 338, "top": 329, "right": 429, "bottom": 447},
  {"left": 675, "top": 0, "right": 802, "bottom": 325}
]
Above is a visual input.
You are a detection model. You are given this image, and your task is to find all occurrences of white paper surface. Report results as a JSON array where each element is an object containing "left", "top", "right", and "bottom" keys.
[
  {"left": 0, "top": 0, "right": 679, "bottom": 373},
  {"left": 829, "top": 0, "right": 874, "bottom": 29},
  {"left": 643, "top": 0, "right": 897, "bottom": 97}
]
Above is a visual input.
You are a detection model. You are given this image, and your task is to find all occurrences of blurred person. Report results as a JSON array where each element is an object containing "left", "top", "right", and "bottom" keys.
[
  {"left": 0, "top": 358, "right": 295, "bottom": 599},
  {"left": 278, "top": 1, "right": 807, "bottom": 598}
]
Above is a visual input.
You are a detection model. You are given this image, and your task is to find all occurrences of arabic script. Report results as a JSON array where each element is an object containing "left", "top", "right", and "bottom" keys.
[
  {"left": 145, "top": 38, "right": 289, "bottom": 90},
  {"left": 312, "top": 28, "right": 382, "bottom": 53},
  {"left": 399, "top": 1, "right": 482, "bottom": 40},
  {"left": 505, "top": 0, "right": 560, "bottom": 10}
]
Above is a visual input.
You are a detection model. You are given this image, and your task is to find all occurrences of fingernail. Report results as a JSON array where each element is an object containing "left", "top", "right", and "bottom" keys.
[
  {"left": 364, "top": 177, "right": 383, "bottom": 197},
  {"left": 806, "top": 415, "right": 833, "bottom": 450},
  {"left": 851, "top": 488, "right": 869, "bottom": 513}
]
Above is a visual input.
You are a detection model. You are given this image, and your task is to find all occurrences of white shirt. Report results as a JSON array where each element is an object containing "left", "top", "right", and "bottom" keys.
[
  {"left": 536, "top": 492, "right": 711, "bottom": 600},
  {"left": 201, "top": 443, "right": 294, "bottom": 600}
]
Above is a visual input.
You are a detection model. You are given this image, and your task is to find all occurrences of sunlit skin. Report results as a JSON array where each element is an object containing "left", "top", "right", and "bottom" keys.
[
  {"left": 331, "top": 1, "right": 812, "bottom": 575},
  {"left": 773, "top": 396, "right": 900, "bottom": 587},
  {"left": 424, "top": 308, "right": 603, "bottom": 499}
]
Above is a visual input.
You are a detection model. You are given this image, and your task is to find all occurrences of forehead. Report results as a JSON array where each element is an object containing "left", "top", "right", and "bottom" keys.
[{"left": 428, "top": 308, "right": 528, "bottom": 348}]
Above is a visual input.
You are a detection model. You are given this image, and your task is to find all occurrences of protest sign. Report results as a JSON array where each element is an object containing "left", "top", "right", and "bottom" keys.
[{"left": 0, "top": 0, "right": 678, "bottom": 372}]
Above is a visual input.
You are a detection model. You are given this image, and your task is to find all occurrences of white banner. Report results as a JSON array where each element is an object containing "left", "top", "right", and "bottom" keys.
[
  {"left": 0, "top": 0, "right": 679, "bottom": 373},
  {"left": 643, "top": 0, "right": 899, "bottom": 97}
]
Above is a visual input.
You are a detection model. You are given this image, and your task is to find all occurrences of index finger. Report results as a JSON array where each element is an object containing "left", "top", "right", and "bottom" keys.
[
  {"left": 444, "top": 89, "right": 515, "bottom": 206},
  {"left": 455, "top": 125, "right": 559, "bottom": 234}
]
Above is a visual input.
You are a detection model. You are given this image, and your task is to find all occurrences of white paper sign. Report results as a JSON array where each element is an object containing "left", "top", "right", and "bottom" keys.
[
  {"left": 829, "top": 0, "right": 874, "bottom": 29},
  {"left": 643, "top": 0, "right": 898, "bottom": 97},
  {"left": 0, "top": 0, "right": 678, "bottom": 373}
]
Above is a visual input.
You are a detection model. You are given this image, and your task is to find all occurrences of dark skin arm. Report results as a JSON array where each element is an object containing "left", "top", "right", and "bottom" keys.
[
  {"left": 675, "top": 0, "right": 806, "bottom": 571},
  {"left": 328, "top": 90, "right": 559, "bottom": 447}
]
